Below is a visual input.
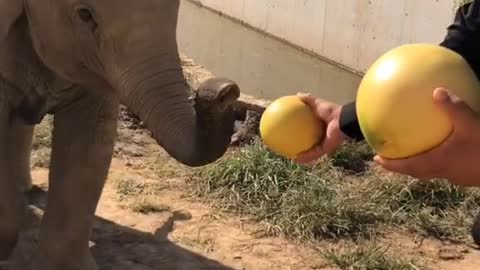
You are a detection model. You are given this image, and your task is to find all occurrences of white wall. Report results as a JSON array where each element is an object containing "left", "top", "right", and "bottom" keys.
[
  {"left": 177, "top": 0, "right": 363, "bottom": 103},
  {"left": 189, "top": 0, "right": 457, "bottom": 73}
]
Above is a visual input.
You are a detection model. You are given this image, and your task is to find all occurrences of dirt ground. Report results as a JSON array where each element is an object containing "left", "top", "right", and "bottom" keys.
[
  {"left": 3, "top": 55, "right": 480, "bottom": 269},
  {"left": 10, "top": 121, "right": 331, "bottom": 270}
]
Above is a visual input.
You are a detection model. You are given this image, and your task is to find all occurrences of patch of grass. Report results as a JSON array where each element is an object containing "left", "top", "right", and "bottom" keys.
[
  {"left": 322, "top": 241, "right": 425, "bottom": 270},
  {"left": 191, "top": 139, "right": 383, "bottom": 240},
  {"left": 413, "top": 207, "right": 472, "bottom": 241},
  {"left": 130, "top": 198, "right": 170, "bottom": 214},
  {"left": 116, "top": 178, "right": 165, "bottom": 203},
  {"left": 117, "top": 178, "right": 148, "bottom": 197},
  {"left": 32, "top": 115, "right": 53, "bottom": 150},
  {"left": 191, "top": 138, "right": 480, "bottom": 243},
  {"left": 329, "top": 142, "right": 374, "bottom": 174},
  {"left": 31, "top": 116, "right": 53, "bottom": 168},
  {"left": 389, "top": 179, "right": 480, "bottom": 241},
  {"left": 148, "top": 153, "right": 190, "bottom": 178},
  {"left": 31, "top": 148, "right": 51, "bottom": 168}
]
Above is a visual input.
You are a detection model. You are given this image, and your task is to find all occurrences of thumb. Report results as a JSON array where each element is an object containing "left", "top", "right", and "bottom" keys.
[
  {"left": 297, "top": 92, "right": 316, "bottom": 108},
  {"left": 433, "top": 88, "right": 477, "bottom": 128}
]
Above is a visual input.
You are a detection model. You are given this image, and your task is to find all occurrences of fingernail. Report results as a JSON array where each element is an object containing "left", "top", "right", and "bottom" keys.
[
  {"left": 373, "top": 156, "right": 381, "bottom": 163},
  {"left": 434, "top": 88, "right": 456, "bottom": 103}
]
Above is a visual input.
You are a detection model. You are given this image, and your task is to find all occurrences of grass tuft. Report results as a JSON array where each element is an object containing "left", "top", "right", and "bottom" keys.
[
  {"left": 329, "top": 141, "right": 374, "bottom": 174},
  {"left": 191, "top": 138, "right": 480, "bottom": 243},
  {"left": 321, "top": 241, "right": 426, "bottom": 270},
  {"left": 130, "top": 198, "right": 171, "bottom": 214},
  {"left": 31, "top": 116, "right": 53, "bottom": 168},
  {"left": 117, "top": 178, "right": 148, "bottom": 196}
]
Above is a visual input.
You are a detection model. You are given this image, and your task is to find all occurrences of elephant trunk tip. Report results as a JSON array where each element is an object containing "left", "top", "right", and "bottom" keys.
[{"left": 185, "top": 77, "right": 241, "bottom": 166}]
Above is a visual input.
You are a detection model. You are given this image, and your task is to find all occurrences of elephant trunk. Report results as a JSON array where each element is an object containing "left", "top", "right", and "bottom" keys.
[{"left": 117, "top": 56, "right": 236, "bottom": 167}]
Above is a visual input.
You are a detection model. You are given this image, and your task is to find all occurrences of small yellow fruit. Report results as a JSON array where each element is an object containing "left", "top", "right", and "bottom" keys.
[
  {"left": 260, "top": 95, "right": 324, "bottom": 159},
  {"left": 357, "top": 43, "right": 480, "bottom": 159}
]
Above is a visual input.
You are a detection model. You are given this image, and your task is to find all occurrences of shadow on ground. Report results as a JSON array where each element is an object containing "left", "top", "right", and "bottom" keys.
[{"left": 14, "top": 186, "right": 235, "bottom": 270}]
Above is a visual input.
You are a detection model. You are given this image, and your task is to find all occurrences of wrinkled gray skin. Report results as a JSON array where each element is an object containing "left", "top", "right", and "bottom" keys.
[{"left": 0, "top": 0, "right": 240, "bottom": 269}]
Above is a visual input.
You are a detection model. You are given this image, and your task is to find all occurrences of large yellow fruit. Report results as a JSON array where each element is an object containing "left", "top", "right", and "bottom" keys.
[
  {"left": 260, "top": 95, "right": 324, "bottom": 159},
  {"left": 357, "top": 43, "right": 480, "bottom": 159}
]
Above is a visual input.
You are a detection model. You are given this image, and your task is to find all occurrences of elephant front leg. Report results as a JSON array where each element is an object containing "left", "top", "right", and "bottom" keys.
[
  {"left": 30, "top": 93, "right": 118, "bottom": 270},
  {"left": 472, "top": 210, "right": 480, "bottom": 246},
  {"left": 8, "top": 117, "right": 34, "bottom": 193},
  {"left": 0, "top": 117, "right": 34, "bottom": 260}
]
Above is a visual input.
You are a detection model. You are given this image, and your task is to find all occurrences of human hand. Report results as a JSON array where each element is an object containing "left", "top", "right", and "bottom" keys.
[
  {"left": 295, "top": 93, "right": 347, "bottom": 164},
  {"left": 374, "top": 88, "right": 480, "bottom": 187}
]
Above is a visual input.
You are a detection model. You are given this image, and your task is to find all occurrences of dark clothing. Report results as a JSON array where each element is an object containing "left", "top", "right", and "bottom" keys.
[{"left": 339, "top": 0, "right": 480, "bottom": 141}]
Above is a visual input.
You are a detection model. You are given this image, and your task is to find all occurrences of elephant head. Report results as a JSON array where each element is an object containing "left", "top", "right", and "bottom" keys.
[{"left": 1, "top": 0, "right": 240, "bottom": 166}]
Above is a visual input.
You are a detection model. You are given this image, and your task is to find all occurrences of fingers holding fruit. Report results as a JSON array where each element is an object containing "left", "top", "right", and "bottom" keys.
[
  {"left": 296, "top": 119, "right": 344, "bottom": 164},
  {"left": 297, "top": 92, "right": 342, "bottom": 123},
  {"left": 292, "top": 93, "right": 345, "bottom": 163},
  {"left": 374, "top": 87, "right": 480, "bottom": 186},
  {"left": 357, "top": 43, "right": 480, "bottom": 187},
  {"left": 356, "top": 44, "right": 480, "bottom": 161},
  {"left": 260, "top": 43, "right": 480, "bottom": 188},
  {"left": 259, "top": 95, "right": 327, "bottom": 160}
]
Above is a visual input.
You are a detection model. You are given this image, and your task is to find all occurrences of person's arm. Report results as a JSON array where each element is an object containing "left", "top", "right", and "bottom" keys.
[{"left": 338, "top": 0, "right": 480, "bottom": 141}]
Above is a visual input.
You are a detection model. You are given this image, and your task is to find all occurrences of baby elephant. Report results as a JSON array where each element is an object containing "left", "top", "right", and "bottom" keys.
[{"left": 0, "top": 0, "right": 240, "bottom": 269}]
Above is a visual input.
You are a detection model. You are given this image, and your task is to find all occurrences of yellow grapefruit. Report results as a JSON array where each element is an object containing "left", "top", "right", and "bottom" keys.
[
  {"left": 260, "top": 95, "right": 324, "bottom": 159},
  {"left": 357, "top": 43, "right": 480, "bottom": 159}
]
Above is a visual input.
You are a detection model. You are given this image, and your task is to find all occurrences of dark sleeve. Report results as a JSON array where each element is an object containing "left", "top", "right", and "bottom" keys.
[
  {"left": 338, "top": 101, "right": 363, "bottom": 141},
  {"left": 439, "top": 0, "right": 480, "bottom": 77},
  {"left": 338, "top": 0, "right": 480, "bottom": 141}
]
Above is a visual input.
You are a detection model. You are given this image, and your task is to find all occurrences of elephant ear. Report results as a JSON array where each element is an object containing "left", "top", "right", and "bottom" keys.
[{"left": 0, "top": 0, "right": 24, "bottom": 40}]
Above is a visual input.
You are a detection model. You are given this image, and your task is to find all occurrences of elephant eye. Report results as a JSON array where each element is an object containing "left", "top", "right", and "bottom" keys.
[{"left": 76, "top": 7, "right": 98, "bottom": 32}]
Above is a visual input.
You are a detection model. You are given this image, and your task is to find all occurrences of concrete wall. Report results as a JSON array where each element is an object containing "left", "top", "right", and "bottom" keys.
[
  {"left": 177, "top": 0, "right": 363, "bottom": 103},
  {"left": 189, "top": 0, "right": 458, "bottom": 73}
]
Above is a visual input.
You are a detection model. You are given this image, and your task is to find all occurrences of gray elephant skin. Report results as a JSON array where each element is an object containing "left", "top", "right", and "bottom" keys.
[{"left": 0, "top": 0, "right": 240, "bottom": 269}]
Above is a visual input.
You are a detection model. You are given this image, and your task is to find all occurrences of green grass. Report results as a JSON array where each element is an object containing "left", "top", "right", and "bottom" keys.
[
  {"left": 191, "top": 138, "right": 480, "bottom": 243},
  {"left": 321, "top": 241, "right": 425, "bottom": 270},
  {"left": 329, "top": 141, "right": 374, "bottom": 174}
]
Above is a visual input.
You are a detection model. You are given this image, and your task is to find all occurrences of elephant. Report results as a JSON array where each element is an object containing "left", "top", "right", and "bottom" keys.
[
  {"left": 0, "top": 0, "right": 240, "bottom": 269},
  {"left": 473, "top": 214, "right": 480, "bottom": 246}
]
